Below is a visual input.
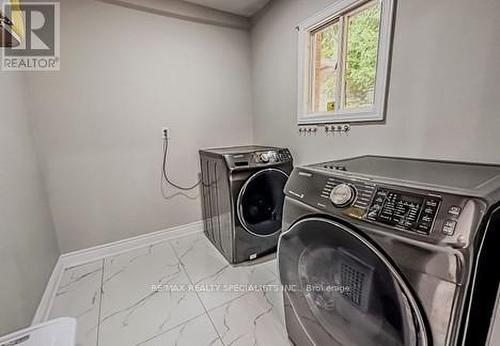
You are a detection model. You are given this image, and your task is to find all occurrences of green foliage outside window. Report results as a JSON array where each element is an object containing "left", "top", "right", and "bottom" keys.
[
  {"left": 345, "top": 3, "right": 381, "bottom": 107},
  {"left": 320, "top": 3, "right": 381, "bottom": 109}
]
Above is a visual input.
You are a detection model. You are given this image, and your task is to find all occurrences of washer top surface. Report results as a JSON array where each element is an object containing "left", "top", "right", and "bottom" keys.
[
  {"left": 201, "top": 145, "right": 280, "bottom": 156},
  {"left": 309, "top": 155, "right": 500, "bottom": 197}
]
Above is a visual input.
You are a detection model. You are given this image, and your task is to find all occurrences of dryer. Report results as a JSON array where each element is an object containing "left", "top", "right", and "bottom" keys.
[
  {"left": 200, "top": 146, "right": 293, "bottom": 264},
  {"left": 278, "top": 156, "right": 500, "bottom": 345}
]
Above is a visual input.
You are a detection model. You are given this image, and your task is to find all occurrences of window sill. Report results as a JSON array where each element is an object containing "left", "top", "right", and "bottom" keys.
[{"left": 297, "top": 109, "right": 384, "bottom": 125}]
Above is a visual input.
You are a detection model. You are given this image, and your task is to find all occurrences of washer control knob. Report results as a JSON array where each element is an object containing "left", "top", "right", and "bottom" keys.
[
  {"left": 330, "top": 184, "right": 356, "bottom": 207},
  {"left": 259, "top": 153, "right": 270, "bottom": 163}
]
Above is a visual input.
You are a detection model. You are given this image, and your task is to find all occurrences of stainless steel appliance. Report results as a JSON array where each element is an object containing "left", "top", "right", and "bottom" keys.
[
  {"left": 278, "top": 155, "right": 500, "bottom": 345},
  {"left": 199, "top": 145, "right": 293, "bottom": 264}
]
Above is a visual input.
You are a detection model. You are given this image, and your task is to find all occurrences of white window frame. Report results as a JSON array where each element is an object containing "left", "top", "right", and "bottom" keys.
[{"left": 297, "top": 0, "right": 395, "bottom": 125}]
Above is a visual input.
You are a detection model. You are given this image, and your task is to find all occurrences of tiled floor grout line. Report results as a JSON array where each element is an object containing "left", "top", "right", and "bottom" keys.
[
  {"left": 136, "top": 281, "right": 280, "bottom": 346},
  {"left": 202, "top": 277, "right": 279, "bottom": 314},
  {"left": 134, "top": 311, "right": 208, "bottom": 345},
  {"left": 95, "top": 259, "right": 105, "bottom": 346},
  {"left": 88, "top": 240, "right": 212, "bottom": 346},
  {"left": 168, "top": 240, "right": 227, "bottom": 346},
  {"left": 167, "top": 235, "right": 281, "bottom": 311}
]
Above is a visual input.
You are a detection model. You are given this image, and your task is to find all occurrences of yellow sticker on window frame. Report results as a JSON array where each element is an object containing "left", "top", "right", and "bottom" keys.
[{"left": 327, "top": 101, "right": 335, "bottom": 112}]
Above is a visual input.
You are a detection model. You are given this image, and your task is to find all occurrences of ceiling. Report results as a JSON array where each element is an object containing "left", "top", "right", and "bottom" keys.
[{"left": 182, "top": 0, "right": 272, "bottom": 17}]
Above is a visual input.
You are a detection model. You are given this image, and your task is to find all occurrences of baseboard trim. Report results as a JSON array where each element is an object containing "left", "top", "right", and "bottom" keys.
[
  {"left": 31, "top": 257, "right": 65, "bottom": 325},
  {"left": 60, "top": 220, "right": 203, "bottom": 268},
  {"left": 32, "top": 220, "right": 204, "bottom": 325}
]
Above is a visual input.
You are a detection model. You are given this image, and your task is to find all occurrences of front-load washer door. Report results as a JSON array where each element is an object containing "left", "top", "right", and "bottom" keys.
[
  {"left": 237, "top": 168, "right": 288, "bottom": 237},
  {"left": 278, "top": 217, "right": 429, "bottom": 346}
]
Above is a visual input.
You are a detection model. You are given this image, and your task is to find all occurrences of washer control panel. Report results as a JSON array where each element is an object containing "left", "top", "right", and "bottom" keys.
[
  {"left": 366, "top": 189, "right": 440, "bottom": 235},
  {"left": 253, "top": 149, "right": 292, "bottom": 164},
  {"left": 227, "top": 149, "right": 292, "bottom": 169}
]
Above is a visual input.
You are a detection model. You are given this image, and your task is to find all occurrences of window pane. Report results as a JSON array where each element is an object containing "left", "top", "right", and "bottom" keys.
[
  {"left": 344, "top": 2, "right": 382, "bottom": 109},
  {"left": 312, "top": 22, "right": 340, "bottom": 113}
]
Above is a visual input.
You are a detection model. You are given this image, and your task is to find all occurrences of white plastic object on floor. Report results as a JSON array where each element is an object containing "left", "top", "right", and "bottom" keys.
[{"left": 0, "top": 318, "right": 76, "bottom": 346}]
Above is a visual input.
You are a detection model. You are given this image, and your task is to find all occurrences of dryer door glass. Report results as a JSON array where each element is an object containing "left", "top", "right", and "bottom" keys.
[
  {"left": 238, "top": 169, "right": 288, "bottom": 237},
  {"left": 278, "top": 217, "right": 428, "bottom": 346}
]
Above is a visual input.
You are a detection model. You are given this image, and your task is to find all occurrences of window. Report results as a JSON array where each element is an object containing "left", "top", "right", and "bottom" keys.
[{"left": 297, "top": 0, "right": 395, "bottom": 124}]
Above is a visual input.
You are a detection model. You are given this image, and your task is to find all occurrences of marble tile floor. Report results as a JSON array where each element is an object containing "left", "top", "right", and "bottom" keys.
[{"left": 47, "top": 232, "right": 290, "bottom": 346}]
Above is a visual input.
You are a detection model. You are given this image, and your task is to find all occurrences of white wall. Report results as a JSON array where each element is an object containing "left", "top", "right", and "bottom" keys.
[
  {"left": 27, "top": 0, "right": 254, "bottom": 252},
  {"left": 251, "top": 0, "right": 500, "bottom": 166},
  {"left": 0, "top": 73, "right": 60, "bottom": 335}
]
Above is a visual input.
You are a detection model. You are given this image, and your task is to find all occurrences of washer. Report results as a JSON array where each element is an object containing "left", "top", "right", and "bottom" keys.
[
  {"left": 278, "top": 155, "right": 500, "bottom": 346},
  {"left": 199, "top": 145, "right": 293, "bottom": 264}
]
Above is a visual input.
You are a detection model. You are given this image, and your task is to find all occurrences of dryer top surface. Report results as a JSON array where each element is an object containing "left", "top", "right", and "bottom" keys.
[{"left": 309, "top": 155, "right": 500, "bottom": 198}]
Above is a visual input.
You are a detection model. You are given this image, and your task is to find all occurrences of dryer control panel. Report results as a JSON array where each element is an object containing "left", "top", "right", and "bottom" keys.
[
  {"left": 284, "top": 167, "right": 484, "bottom": 244},
  {"left": 366, "top": 189, "right": 440, "bottom": 235}
]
